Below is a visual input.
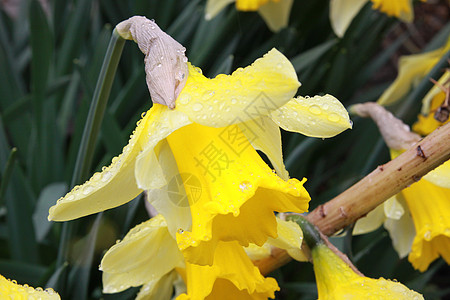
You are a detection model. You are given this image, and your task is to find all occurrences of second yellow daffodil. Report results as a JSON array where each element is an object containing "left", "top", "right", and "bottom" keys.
[
  {"left": 205, "top": 0, "right": 293, "bottom": 32},
  {"left": 330, "top": 0, "right": 418, "bottom": 37}
]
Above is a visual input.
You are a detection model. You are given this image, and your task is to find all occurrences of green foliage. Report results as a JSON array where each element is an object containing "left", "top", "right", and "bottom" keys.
[{"left": 0, "top": 0, "right": 448, "bottom": 299}]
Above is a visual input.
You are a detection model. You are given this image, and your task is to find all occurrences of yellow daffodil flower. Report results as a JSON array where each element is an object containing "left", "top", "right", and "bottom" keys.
[
  {"left": 205, "top": 0, "right": 293, "bottom": 32},
  {"left": 49, "top": 47, "right": 351, "bottom": 266},
  {"left": 245, "top": 215, "right": 308, "bottom": 262},
  {"left": 294, "top": 215, "right": 424, "bottom": 300},
  {"left": 395, "top": 166, "right": 450, "bottom": 272},
  {"left": 101, "top": 214, "right": 302, "bottom": 299},
  {"left": 377, "top": 37, "right": 450, "bottom": 105},
  {"left": 330, "top": 0, "right": 417, "bottom": 37},
  {"left": 353, "top": 102, "right": 450, "bottom": 271},
  {"left": 0, "top": 274, "right": 60, "bottom": 299},
  {"left": 354, "top": 157, "right": 450, "bottom": 271},
  {"left": 312, "top": 243, "right": 424, "bottom": 299}
]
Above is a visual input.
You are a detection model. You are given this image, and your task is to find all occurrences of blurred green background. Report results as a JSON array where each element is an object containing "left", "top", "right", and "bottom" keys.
[{"left": 0, "top": 0, "right": 449, "bottom": 299}]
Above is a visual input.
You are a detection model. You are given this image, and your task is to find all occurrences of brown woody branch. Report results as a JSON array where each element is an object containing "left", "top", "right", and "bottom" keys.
[{"left": 255, "top": 122, "right": 450, "bottom": 275}]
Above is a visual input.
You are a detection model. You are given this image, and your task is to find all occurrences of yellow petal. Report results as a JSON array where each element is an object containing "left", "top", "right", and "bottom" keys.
[
  {"left": 312, "top": 243, "right": 424, "bottom": 299},
  {"left": 423, "top": 160, "right": 450, "bottom": 189},
  {"left": 0, "top": 275, "right": 60, "bottom": 299},
  {"left": 166, "top": 123, "right": 310, "bottom": 265},
  {"left": 136, "top": 271, "right": 179, "bottom": 300},
  {"left": 257, "top": 0, "right": 293, "bottom": 32},
  {"left": 175, "top": 48, "right": 300, "bottom": 128},
  {"left": 419, "top": 71, "right": 450, "bottom": 116},
  {"left": 353, "top": 203, "right": 385, "bottom": 235},
  {"left": 377, "top": 39, "right": 450, "bottom": 106},
  {"left": 245, "top": 217, "right": 306, "bottom": 262},
  {"left": 145, "top": 140, "right": 193, "bottom": 237},
  {"left": 268, "top": 217, "right": 307, "bottom": 261},
  {"left": 101, "top": 215, "right": 184, "bottom": 293},
  {"left": 370, "top": 0, "right": 413, "bottom": 22},
  {"left": 135, "top": 105, "right": 191, "bottom": 190},
  {"left": 179, "top": 241, "right": 279, "bottom": 299},
  {"left": 245, "top": 243, "right": 272, "bottom": 260},
  {"left": 238, "top": 117, "right": 289, "bottom": 180},
  {"left": 384, "top": 195, "right": 404, "bottom": 220},
  {"left": 48, "top": 109, "right": 153, "bottom": 221},
  {"left": 205, "top": 0, "right": 235, "bottom": 20},
  {"left": 401, "top": 179, "right": 450, "bottom": 271},
  {"left": 270, "top": 94, "right": 352, "bottom": 138},
  {"left": 329, "top": 0, "right": 368, "bottom": 37},
  {"left": 48, "top": 104, "right": 190, "bottom": 222},
  {"left": 235, "top": 0, "right": 273, "bottom": 11},
  {"left": 206, "top": 278, "right": 278, "bottom": 300},
  {"left": 384, "top": 196, "right": 415, "bottom": 259}
]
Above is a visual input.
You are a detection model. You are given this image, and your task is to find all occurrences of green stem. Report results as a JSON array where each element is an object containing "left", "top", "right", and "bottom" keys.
[
  {"left": 0, "top": 147, "right": 18, "bottom": 207},
  {"left": 55, "top": 29, "right": 125, "bottom": 286},
  {"left": 287, "top": 214, "right": 323, "bottom": 250}
]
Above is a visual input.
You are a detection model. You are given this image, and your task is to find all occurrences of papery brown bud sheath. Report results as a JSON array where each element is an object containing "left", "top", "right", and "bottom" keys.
[{"left": 116, "top": 16, "right": 188, "bottom": 109}]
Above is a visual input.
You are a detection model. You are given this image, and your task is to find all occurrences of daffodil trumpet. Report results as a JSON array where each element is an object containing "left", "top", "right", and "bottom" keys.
[{"left": 293, "top": 215, "right": 424, "bottom": 300}]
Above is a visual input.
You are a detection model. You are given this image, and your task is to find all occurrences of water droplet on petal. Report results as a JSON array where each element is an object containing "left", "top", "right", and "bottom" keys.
[
  {"left": 309, "top": 105, "right": 321, "bottom": 115},
  {"left": 192, "top": 103, "right": 203, "bottom": 112},
  {"left": 178, "top": 94, "right": 190, "bottom": 105},
  {"left": 83, "top": 185, "right": 94, "bottom": 195},
  {"left": 239, "top": 181, "right": 252, "bottom": 192},
  {"left": 231, "top": 98, "right": 237, "bottom": 104},
  {"left": 424, "top": 230, "right": 432, "bottom": 240},
  {"left": 328, "top": 113, "right": 340, "bottom": 122},
  {"left": 102, "top": 171, "right": 112, "bottom": 182}
]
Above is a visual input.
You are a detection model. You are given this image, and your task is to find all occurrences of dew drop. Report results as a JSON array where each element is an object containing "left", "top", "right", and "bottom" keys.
[
  {"left": 276, "top": 63, "right": 283, "bottom": 69},
  {"left": 178, "top": 94, "right": 191, "bottom": 105},
  {"left": 156, "top": 63, "right": 162, "bottom": 68},
  {"left": 231, "top": 98, "right": 238, "bottom": 104},
  {"left": 424, "top": 230, "right": 432, "bottom": 240},
  {"left": 328, "top": 113, "right": 340, "bottom": 122},
  {"left": 239, "top": 181, "right": 252, "bottom": 192},
  {"left": 83, "top": 185, "right": 94, "bottom": 195},
  {"left": 102, "top": 171, "right": 112, "bottom": 182},
  {"left": 309, "top": 105, "right": 321, "bottom": 115},
  {"left": 192, "top": 103, "right": 203, "bottom": 112}
]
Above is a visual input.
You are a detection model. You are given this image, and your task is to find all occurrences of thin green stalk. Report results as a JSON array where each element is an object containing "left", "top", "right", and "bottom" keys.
[
  {"left": 55, "top": 29, "right": 125, "bottom": 281},
  {"left": 0, "top": 147, "right": 18, "bottom": 207}
]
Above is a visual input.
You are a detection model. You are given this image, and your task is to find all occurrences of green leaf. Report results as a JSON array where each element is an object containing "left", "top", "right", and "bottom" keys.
[
  {"left": 67, "top": 214, "right": 102, "bottom": 300},
  {"left": 0, "top": 260, "right": 46, "bottom": 285},
  {"left": 33, "top": 182, "right": 68, "bottom": 242},
  {"left": 291, "top": 39, "right": 337, "bottom": 73}
]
